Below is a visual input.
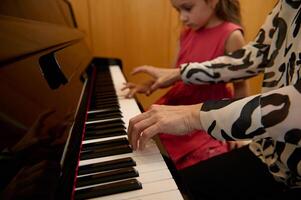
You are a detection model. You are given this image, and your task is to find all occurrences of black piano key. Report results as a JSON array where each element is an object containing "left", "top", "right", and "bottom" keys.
[
  {"left": 92, "top": 104, "right": 120, "bottom": 110},
  {"left": 94, "top": 101, "right": 119, "bottom": 107},
  {"left": 86, "top": 123, "right": 125, "bottom": 132},
  {"left": 94, "top": 83, "right": 114, "bottom": 87},
  {"left": 94, "top": 95, "right": 118, "bottom": 101},
  {"left": 88, "top": 107, "right": 121, "bottom": 115},
  {"left": 92, "top": 99, "right": 118, "bottom": 105},
  {"left": 94, "top": 90, "right": 116, "bottom": 94},
  {"left": 76, "top": 167, "right": 139, "bottom": 187},
  {"left": 75, "top": 179, "right": 142, "bottom": 200},
  {"left": 94, "top": 93, "right": 117, "bottom": 99},
  {"left": 87, "top": 112, "right": 122, "bottom": 121},
  {"left": 84, "top": 132, "right": 124, "bottom": 140},
  {"left": 78, "top": 157, "right": 136, "bottom": 176},
  {"left": 93, "top": 95, "right": 117, "bottom": 101},
  {"left": 80, "top": 144, "right": 132, "bottom": 160},
  {"left": 94, "top": 82, "right": 114, "bottom": 87},
  {"left": 84, "top": 127, "right": 126, "bottom": 136},
  {"left": 93, "top": 90, "right": 116, "bottom": 95},
  {"left": 82, "top": 137, "right": 129, "bottom": 151}
]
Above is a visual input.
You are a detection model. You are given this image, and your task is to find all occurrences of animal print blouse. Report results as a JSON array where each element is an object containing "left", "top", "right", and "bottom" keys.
[{"left": 180, "top": 0, "right": 301, "bottom": 188}]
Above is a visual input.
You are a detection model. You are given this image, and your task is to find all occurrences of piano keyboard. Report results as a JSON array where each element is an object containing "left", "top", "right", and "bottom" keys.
[{"left": 74, "top": 65, "right": 183, "bottom": 200}]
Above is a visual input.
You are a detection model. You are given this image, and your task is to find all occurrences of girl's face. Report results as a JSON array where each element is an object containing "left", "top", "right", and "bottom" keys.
[{"left": 171, "top": 0, "right": 218, "bottom": 30}]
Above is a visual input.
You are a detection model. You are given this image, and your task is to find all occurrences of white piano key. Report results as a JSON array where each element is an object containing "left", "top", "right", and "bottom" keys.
[
  {"left": 76, "top": 167, "right": 173, "bottom": 191},
  {"left": 79, "top": 145, "right": 161, "bottom": 167},
  {"left": 118, "top": 98, "right": 141, "bottom": 130},
  {"left": 89, "top": 179, "right": 180, "bottom": 200},
  {"left": 134, "top": 158, "right": 168, "bottom": 173},
  {"left": 109, "top": 65, "right": 128, "bottom": 97},
  {"left": 136, "top": 168, "right": 172, "bottom": 183},
  {"left": 127, "top": 190, "right": 183, "bottom": 200},
  {"left": 78, "top": 65, "right": 183, "bottom": 200},
  {"left": 83, "top": 135, "right": 127, "bottom": 144}
]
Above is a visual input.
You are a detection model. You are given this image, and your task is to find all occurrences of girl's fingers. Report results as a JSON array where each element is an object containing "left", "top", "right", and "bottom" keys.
[
  {"left": 149, "top": 81, "right": 160, "bottom": 93},
  {"left": 121, "top": 82, "right": 135, "bottom": 91},
  {"left": 126, "top": 88, "right": 137, "bottom": 98},
  {"left": 132, "top": 66, "right": 156, "bottom": 77}
]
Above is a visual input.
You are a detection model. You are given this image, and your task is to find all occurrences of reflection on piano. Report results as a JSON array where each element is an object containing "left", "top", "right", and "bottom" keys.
[{"left": 0, "top": 1, "right": 183, "bottom": 199}]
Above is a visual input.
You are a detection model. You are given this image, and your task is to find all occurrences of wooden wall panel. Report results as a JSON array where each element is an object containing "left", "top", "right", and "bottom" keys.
[
  {"left": 70, "top": 0, "right": 93, "bottom": 49},
  {"left": 88, "top": 0, "right": 175, "bottom": 108}
]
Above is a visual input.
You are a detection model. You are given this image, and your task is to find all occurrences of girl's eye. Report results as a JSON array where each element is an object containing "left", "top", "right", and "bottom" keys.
[
  {"left": 182, "top": 6, "right": 192, "bottom": 12},
  {"left": 180, "top": 3, "right": 193, "bottom": 12}
]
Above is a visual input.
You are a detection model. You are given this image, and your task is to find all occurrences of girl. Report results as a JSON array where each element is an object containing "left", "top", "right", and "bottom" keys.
[{"left": 123, "top": 0, "right": 246, "bottom": 170}]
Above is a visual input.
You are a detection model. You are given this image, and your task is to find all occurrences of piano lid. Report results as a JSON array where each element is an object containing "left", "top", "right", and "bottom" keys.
[{"left": 0, "top": 15, "right": 84, "bottom": 67}]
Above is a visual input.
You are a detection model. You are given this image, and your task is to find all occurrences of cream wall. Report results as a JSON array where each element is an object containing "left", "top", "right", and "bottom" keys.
[{"left": 71, "top": 0, "right": 278, "bottom": 108}]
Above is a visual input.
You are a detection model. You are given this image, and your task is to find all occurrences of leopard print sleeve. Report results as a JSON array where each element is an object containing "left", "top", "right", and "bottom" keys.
[
  {"left": 180, "top": 1, "right": 281, "bottom": 84},
  {"left": 199, "top": 82, "right": 301, "bottom": 146}
]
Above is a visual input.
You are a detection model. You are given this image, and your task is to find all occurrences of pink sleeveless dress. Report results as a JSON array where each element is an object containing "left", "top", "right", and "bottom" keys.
[{"left": 157, "top": 22, "right": 243, "bottom": 169}]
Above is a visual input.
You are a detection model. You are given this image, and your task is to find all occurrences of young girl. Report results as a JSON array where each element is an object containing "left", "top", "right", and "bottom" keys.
[{"left": 123, "top": 0, "right": 246, "bottom": 170}]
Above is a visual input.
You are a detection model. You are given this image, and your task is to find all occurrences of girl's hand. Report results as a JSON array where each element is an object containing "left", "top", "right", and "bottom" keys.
[
  {"left": 127, "top": 104, "right": 203, "bottom": 150},
  {"left": 121, "top": 80, "right": 155, "bottom": 98},
  {"left": 131, "top": 65, "right": 181, "bottom": 94}
]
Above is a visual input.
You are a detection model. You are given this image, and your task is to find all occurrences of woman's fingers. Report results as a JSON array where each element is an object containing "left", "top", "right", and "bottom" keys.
[
  {"left": 128, "top": 104, "right": 203, "bottom": 151},
  {"left": 138, "top": 122, "right": 160, "bottom": 150},
  {"left": 128, "top": 110, "right": 158, "bottom": 150}
]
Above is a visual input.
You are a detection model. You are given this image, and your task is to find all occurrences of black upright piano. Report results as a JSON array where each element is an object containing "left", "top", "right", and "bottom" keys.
[{"left": 0, "top": 1, "right": 182, "bottom": 199}]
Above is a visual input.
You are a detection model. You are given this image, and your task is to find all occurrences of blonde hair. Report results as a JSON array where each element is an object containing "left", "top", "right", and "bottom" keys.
[{"left": 208, "top": 0, "right": 242, "bottom": 26}]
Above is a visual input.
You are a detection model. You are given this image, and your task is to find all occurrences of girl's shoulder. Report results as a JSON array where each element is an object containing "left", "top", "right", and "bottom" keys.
[{"left": 220, "top": 21, "right": 243, "bottom": 34}]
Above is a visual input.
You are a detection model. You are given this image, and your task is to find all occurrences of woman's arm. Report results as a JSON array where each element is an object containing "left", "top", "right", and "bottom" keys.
[
  {"left": 200, "top": 81, "right": 301, "bottom": 146},
  {"left": 127, "top": 81, "right": 301, "bottom": 150},
  {"left": 180, "top": 1, "right": 281, "bottom": 84},
  {"left": 225, "top": 29, "right": 249, "bottom": 98}
]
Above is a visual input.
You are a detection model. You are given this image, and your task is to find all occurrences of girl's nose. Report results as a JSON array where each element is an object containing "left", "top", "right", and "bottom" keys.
[{"left": 180, "top": 13, "right": 188, "bottom": 23}]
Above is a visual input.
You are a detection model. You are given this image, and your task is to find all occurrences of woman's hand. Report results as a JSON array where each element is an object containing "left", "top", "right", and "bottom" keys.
[
  {"left": 131, "top": 65, "right": 181, "bottom": 94},
  {"left": 127, "top": 104, "right": 203, "bottom": 150}
]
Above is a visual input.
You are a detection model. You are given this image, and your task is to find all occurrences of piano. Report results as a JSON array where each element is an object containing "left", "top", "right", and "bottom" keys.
[{"left": 0, "top": 1, "right": 183, "bottom": 199}]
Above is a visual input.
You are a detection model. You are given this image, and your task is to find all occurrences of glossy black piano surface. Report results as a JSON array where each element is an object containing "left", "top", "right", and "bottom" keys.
[
  {"left": 0, "top": 1, "right": 124, "bottom": 199},
  {"left": 0, "top": 31, "right": 128, "bottom": 200}
]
